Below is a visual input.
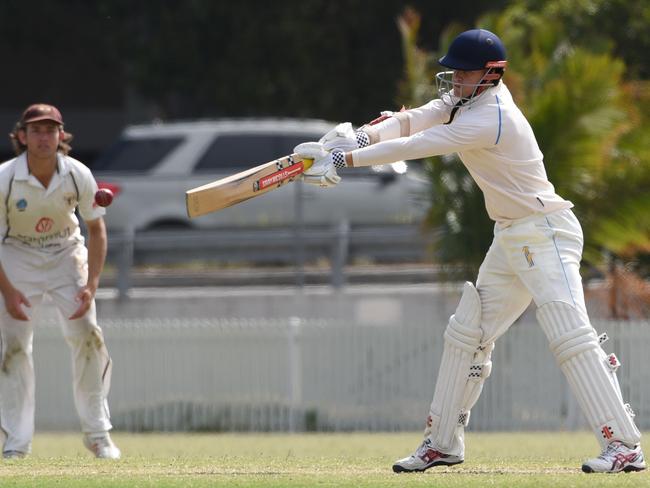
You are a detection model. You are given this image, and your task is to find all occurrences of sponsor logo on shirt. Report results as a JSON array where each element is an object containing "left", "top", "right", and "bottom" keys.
[
  {"left": 13, "top": 226, "right": 73, "bottom": 249},
  {"left": 16, "top": 198, "right": 27, "bottom": 211},
  {"left": 35, "top": 217, "right": 54, "bottom": 233}
]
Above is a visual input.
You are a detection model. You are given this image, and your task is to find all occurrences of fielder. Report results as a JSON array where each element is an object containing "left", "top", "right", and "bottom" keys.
[
  {"left": 295, "top": 29, "right": 645, "bottom": 474},
  {"left": 0, "top": 104, "right": 120, "bottom": 459}
]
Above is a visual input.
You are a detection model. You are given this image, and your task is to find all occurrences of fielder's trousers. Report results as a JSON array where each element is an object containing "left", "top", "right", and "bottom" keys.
[{"left": 0, "top": 243, "right": 113, "bottom": 454}]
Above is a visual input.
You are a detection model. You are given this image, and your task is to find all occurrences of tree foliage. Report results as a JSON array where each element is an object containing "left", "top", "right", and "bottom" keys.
[
  {"left": 0, "top": 0, "right": 509, "bottom": 125},
  {"left": 398, "top": 0, "right": 650, "bottom": 272},
  {"left": 486, "top": 0, "right": 650, "bottom": 265}
]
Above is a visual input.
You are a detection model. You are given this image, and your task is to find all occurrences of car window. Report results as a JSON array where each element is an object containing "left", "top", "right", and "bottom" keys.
[
  {"left": 275, "top": 134, "right": 319, "bottom": 155},
  {"left": 194, "top": 132, "right": 375, "bottom": 176},
  {"left": 93, "top": 137, "right": 184, "bottom": 172},
  {"left": 194, "top": 134, "right": 278, "bottom": 171}
]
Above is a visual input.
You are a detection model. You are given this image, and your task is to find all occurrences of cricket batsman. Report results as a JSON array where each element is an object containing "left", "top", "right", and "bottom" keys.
[
  {"left": 294, "top": 29, "right": 645, "bottom": 474},
  {"left": 0, "top": 104, "right": 120, "bottom": 459}
]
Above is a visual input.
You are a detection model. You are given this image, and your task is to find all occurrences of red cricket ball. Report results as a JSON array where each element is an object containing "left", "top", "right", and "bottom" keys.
[{"left": 95, "top": 188, "right": 114, "bottom": 207}]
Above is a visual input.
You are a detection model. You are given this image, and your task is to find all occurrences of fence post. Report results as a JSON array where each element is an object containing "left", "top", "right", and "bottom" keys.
[
  {"left": 116, "top": 227, "right": 135, "bottom": 301},
  {"left": 293, "top": 181, "right": 306, "bottom": 288},
  {"left": 331, "top": 219, "right": 350, "bottom": 288},
  {"left": 287, "top": 316, "right": 302, "bottom": 432}
]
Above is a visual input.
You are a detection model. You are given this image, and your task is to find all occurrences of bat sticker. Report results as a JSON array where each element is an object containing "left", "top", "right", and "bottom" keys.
[{"left": 254, "top": 161, "right": 306, "bottom": 191}]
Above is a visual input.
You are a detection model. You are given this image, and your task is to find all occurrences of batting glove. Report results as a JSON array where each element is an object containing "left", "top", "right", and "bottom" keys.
[
  {"left": 293, "top": 142, "right": 346, "bottom": 187},
  {"left": 319, "top": 122, "right": 370, "bottom": 152}
]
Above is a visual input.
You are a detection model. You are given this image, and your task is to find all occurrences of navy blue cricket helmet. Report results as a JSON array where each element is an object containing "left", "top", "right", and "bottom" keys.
[{"left": 439, "top": 29, "right": 507, "bottom": 71}]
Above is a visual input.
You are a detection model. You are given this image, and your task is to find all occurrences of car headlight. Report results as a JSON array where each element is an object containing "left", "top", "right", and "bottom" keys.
[
  {"left": 390, "top": 161, "right": 408, "bottom": 174},
  {"left": 370, "top": 161, "right": 408, "bottom": 174}
]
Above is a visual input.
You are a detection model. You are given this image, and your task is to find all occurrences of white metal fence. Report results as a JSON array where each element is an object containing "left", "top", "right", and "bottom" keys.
[{"left": 31, "top": 313, "right": 650, "bottom": 433}]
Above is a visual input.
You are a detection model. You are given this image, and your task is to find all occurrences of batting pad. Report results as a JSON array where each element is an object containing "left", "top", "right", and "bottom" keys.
[
  {"left": 537, "top": 301, "right": 640, "bottom": 448},
  {"left": 428, "top": 282, "right": 493, "bottom": 454}
]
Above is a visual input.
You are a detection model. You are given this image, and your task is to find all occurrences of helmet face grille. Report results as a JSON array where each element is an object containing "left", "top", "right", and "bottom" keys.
[
  {"left": 435, "top": 70, "right": 499, "bottom": 107},
  {"left": 439, "top": 29, "right": 507, "bottom": 71}
]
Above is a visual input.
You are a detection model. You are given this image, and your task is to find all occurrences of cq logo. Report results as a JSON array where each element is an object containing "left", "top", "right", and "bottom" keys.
[
  {"left": 522, "top": 246, "right": 535, "bottom": 268},
  {"left": 16, "top": 198, "right": 28, "bottom": 211},
  {"left": 35, "top": 217, "right": 54, "bottom": 233}
]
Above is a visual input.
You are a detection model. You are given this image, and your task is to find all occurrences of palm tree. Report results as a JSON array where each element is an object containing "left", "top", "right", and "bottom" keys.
[
  {"left": 485, "top": 2, "right": 650, "bottom": 265},
  {"left": 396, "top": 3, "right": 650, "bottom": 278}
]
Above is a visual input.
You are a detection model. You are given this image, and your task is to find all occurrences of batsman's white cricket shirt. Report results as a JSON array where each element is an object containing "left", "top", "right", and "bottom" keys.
[
  {"left": 0, "top": 152, "right": 105, "bottom": 253},
  {"left": 352, "top": 82, "right": 573, "bottom": 224}
]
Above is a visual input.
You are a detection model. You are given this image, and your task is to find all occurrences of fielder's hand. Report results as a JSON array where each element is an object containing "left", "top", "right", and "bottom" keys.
[
  {"left": 69, "top": 285, "right": 94, "bottom": 320},
  {"left": 294, "top": 142, "right": 343, "bottom": 187},
  {"left": 2, "top": 287, "right": 31, "bottom": 321}
]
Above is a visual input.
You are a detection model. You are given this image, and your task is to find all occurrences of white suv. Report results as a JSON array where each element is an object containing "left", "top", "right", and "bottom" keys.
[{"left": 93, "top": 118, "right": 428, "bottom": 231}]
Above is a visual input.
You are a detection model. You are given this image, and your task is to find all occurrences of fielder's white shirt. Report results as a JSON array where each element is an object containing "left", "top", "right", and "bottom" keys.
[
  {"left": 0, "top": 152, "right": 105, "bottom": 252},
  {"left": 353, "top": 82, "right": 573, "bottom": 223}
]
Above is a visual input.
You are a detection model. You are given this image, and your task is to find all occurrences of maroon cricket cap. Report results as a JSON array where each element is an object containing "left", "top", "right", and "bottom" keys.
[{"left": 20, "top": 103, "right": 64, "bottom": 126}]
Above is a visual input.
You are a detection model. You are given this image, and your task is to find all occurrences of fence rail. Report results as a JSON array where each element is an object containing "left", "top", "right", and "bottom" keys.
[{"left": 105, "top": 224, "right": 440, "bottom": 297}]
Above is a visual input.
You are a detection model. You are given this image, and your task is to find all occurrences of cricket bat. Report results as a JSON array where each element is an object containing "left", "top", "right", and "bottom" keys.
[{"left": 186, "top": 154, "right": 314, "bottom": 218}]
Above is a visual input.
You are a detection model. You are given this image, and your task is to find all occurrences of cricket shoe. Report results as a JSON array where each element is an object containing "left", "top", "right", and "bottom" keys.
[
  {"left": 2, "top": 450, "right": 27, "bottom": 460},
  {"left": 392, "top": 438, "right": 463, "bottom": 473},
  {"left": 582, "top": 440, "right": 646, "bottom": 473},
  {"left": 83, "top": 432, "right": 121, "bottom": 459}
]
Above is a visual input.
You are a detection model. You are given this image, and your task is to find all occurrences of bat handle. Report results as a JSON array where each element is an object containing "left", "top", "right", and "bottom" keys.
[{"left": 302, "top": 158, "right": 314, "bottom": 171}]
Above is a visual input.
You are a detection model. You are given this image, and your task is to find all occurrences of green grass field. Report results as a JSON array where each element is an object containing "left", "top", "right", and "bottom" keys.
[{"left": 0, "top": 431, "right": 647, "bottom": 487}]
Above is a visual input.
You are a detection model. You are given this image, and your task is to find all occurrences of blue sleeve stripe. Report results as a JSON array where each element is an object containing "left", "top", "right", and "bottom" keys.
[{"left": 495, "top": 94, "right": 502, "bottom": 145}]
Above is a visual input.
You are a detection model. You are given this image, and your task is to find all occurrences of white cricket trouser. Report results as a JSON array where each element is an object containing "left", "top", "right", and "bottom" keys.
[
  {"left": 0, "top": 244, "right": 113, "bottom": 454},
  {"left": 428, "top": 208, "right": 640, "bottom": 455},
  {"left": 476, "top": 208, "right": 586, "bottom": 342}
]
